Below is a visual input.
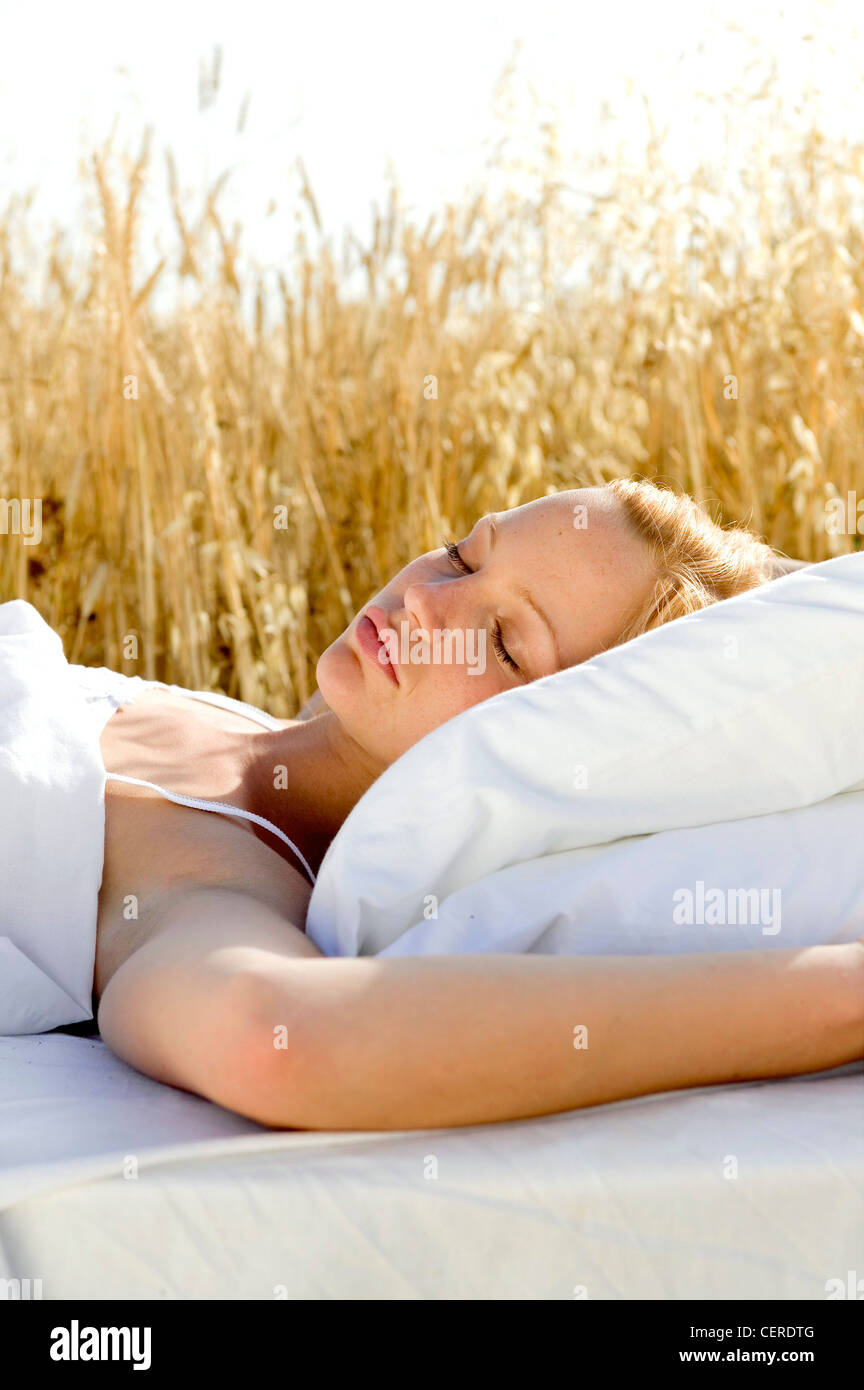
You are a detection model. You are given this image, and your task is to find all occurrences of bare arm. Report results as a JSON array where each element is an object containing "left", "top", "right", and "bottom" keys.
[
  {"left": 98, "top": 888, "right": 864, "bottom": 1132},
  {"left": 247, "top": 939, "right": 863, "bottom": 1130}
]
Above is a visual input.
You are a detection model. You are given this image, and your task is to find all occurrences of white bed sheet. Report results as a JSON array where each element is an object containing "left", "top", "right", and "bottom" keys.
[{"left": 1, "top": 1035, "right": 860, "bottom": 1300}]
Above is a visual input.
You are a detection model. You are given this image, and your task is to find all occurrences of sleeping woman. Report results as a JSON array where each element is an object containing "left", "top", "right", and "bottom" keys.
[{"left": 16, "top": 477, "right": 864, "bottom": 1129}]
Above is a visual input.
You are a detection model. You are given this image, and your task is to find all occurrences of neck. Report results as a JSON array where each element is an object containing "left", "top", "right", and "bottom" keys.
[{"left": 243, "top": 712, "right": 384, "bottom": 880}]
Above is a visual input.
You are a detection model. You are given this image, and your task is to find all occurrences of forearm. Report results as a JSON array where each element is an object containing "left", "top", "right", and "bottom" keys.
[{"left": 252, "top": 942, "right": 864, "bottom": 1130}]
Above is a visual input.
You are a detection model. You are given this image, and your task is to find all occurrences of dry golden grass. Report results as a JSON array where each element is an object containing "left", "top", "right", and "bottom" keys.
[{"left": 1, "top": 100, "right": 863, "bottom": 713}]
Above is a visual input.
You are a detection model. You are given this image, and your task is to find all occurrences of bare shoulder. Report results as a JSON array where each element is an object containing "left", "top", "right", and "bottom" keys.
[
  {"left": 96, "top": 788, "right": 316, "bottom": 997},
  {"left": 97, "top": 885, "right": 324, "bottom": 1096}
]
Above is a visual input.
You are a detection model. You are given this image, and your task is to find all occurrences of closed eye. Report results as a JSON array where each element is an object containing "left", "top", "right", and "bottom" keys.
[
  {"left": 442, "top": 538, "right": 472, "bottom": 575},
  {"left": 441, "top": 537, "right": 521, "bottom": 674}
]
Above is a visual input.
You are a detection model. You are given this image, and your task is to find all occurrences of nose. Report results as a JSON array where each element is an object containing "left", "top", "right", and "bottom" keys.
[
  {"left": 400, "top": 580, "right": 436, "bottom": 633},
  {"left": 401, "top": 574, "right": 463, "bottom": 634}
]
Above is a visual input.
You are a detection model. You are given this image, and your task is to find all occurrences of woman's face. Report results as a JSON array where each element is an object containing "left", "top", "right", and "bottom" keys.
[{"left": 316, "top": 487, "right": 658, "bottom": 770}]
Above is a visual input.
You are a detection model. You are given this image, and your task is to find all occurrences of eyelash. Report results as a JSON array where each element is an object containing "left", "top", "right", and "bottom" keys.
[{"left": 441, "top": 538, "right": 520, "bottom": 673}]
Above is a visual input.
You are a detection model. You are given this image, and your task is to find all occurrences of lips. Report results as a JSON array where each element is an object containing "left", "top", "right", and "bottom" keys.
[{"left": 356, "top": 607, "right": 399, "bottom": 684}]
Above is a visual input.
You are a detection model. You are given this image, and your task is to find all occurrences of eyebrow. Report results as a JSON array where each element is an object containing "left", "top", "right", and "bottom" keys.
[{"left": 485, "top": 514, "right": 561, "bottom": 671}]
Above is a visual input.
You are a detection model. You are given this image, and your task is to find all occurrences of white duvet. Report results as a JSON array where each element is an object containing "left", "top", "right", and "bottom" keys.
[{"left": 0, "top": 601, "right": 106, "bottom": 1033}]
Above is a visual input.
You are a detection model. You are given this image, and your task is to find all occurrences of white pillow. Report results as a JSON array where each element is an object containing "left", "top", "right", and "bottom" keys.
[
  {"left": 360, "top": 791, "right": 864, "bottom": 959},
  {"left": 305, "top": 552, "right": 864, "bottom": 957}
]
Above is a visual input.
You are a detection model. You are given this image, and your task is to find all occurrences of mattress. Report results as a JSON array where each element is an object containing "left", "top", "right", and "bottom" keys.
[{"left": 1, "top": 1034, "right": 860, "bottom": 1300}]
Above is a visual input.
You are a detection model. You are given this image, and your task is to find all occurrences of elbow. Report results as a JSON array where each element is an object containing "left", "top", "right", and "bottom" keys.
[
  {"left": 211, "top": 962, "right": 417, "bottom": 1132},
  {"left": 205, "top": 968, "right": 333, "bottom": 1130}
]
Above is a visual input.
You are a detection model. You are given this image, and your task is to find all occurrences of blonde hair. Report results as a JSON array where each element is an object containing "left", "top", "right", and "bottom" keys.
[{"left": 606, "top": 477, "right": 777, "bottom": 644}]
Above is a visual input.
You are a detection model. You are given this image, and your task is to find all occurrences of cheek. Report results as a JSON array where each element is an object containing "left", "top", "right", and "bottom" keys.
[{"left": 418, "top": 661, "right": 505, "bottom": 723}]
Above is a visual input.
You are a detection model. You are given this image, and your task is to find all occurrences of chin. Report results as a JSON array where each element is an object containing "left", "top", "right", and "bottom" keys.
[{"left": 315, "top": 637, "right": 361, "bottom": 713}]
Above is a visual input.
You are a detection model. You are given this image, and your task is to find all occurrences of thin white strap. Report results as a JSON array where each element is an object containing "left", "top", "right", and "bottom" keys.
[
  {"left": 105, "top": 772, "right": 317, "bottom": 886},
  {"left": 161, "top": 683, "right": 283, "bottom": 731}
]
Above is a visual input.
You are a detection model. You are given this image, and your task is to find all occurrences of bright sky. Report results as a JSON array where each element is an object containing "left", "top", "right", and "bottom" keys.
[{"left": 2, "top": 0, "right": 862, "bottom": 282}]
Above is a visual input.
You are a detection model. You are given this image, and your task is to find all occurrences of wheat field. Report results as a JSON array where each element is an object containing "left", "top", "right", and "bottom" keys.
[{"left": 1, "top": 102, "right": 862, "bottom": 714}]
